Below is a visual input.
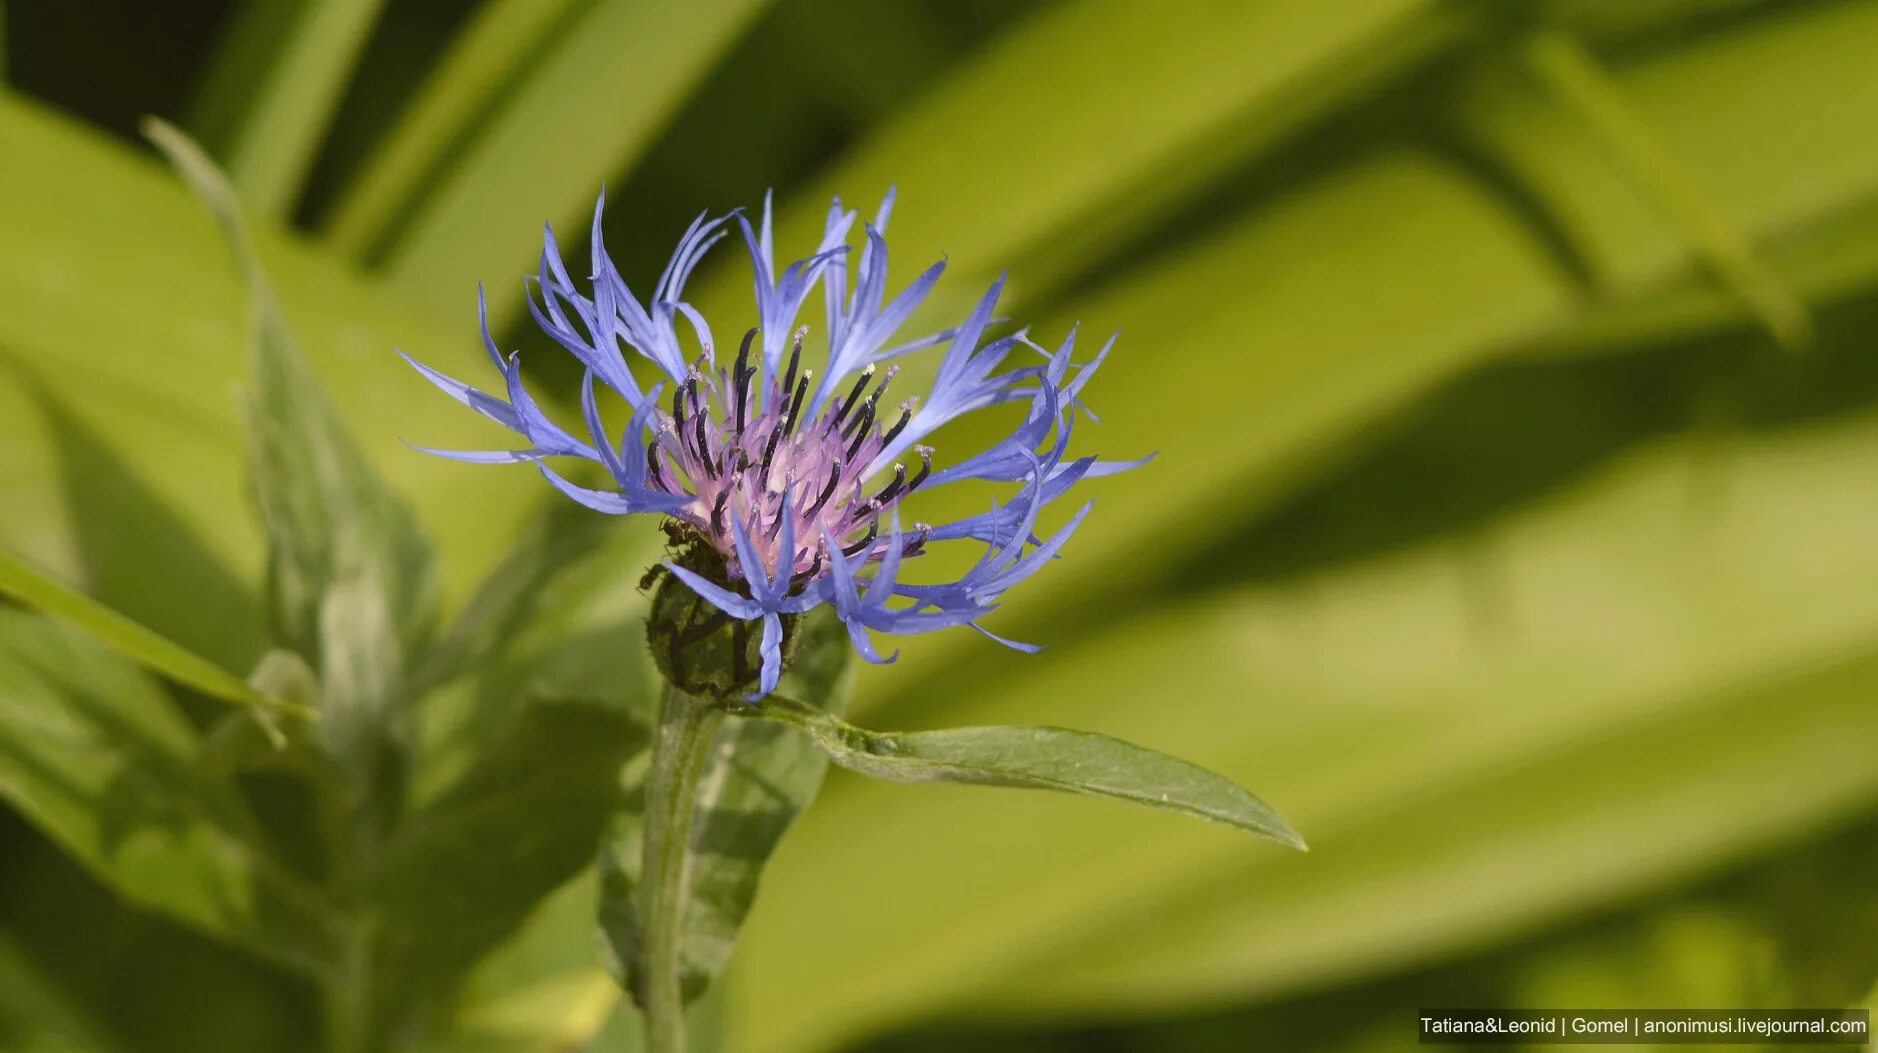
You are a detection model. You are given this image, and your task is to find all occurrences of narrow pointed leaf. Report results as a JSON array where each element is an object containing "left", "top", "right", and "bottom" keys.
[
  {"left": 145, "top": 118, "right": 437, "bottom": 772},
  {"left": 0, "top": 547, "right": 309, "bottom": 719},
  {"left": 754, "top": 695, "right": 1304, "bottom": 849}
]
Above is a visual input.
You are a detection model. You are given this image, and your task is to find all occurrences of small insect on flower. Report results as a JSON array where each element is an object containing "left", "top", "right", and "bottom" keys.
[{"left": 400, "top": 190, "right": 1144, "bottom": 700}]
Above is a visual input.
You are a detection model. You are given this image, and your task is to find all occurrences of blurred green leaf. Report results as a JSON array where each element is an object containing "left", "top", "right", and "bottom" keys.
[
  {"left": 1744, "top": 822, "right": 1878, "bottom": 1010},
  {"left": 323, "top": 0, "right": 587, "bottom": 259},
  {"left": 756, "top": 694, "right": 1304, "bottom": 849},
  {"left": 0, "top": 933, "right": 124, "bottom": 1053},
  {"left": 1522, "top": 29, "right": 1808, "bottom": 349},
  {"left": 0, "top": 93, "right": 540, "bottom": 655},
  {"left": 600, "top": 605, "right": 854, "bottom": 1006},
  {"left": 407, "top": 498, "right": 611, "bottom": 700},
  {"left": 861, "top": 0, "right": 1878, "bottom": 717},
  {"left": 692, "top": 0, "right": 1471, "bottom": 334},
  {"left": 372, "top": 697, "right": 647, "bottom": 1010},
  {"left": 410, "top": 873, "right": 633, "bottom": 1053},
  {"left": 145, "top": 118, "right": 438, "bottom": 776},
  {"left": 729, "top": 406, "right": 1878, "bottom": 1051},
  {"left": 1524, "top": 193, "right": 1878, "bottom": 360},
  {"left": 0, "top": 547, "right": 307, "bottom": 720},
  {"left": 188, "top": 0, "right": 389, "bottom": 220},
  {"left": 381, "top": 0, "right": 774, "bottom": 322},
  {"left": 0, "top": 610, "right": 340, "bottom": 977}
]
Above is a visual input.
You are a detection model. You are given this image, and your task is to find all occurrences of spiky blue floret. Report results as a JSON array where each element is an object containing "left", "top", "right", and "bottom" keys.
[{"left": 401, "top": 189, "right": 1142, "bottom": 697}]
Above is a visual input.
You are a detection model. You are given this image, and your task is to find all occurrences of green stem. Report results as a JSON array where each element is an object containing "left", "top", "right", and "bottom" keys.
[{"left": 640, "top": 685, "right": 724, "bottom": 1053}]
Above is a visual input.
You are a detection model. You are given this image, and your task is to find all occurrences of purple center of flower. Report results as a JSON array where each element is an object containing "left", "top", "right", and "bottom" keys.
[{"left": 651, "top": 327, "right": 933, "bottom": 587}]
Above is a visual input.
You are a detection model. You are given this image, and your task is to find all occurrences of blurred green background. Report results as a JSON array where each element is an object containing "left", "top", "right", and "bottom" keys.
[{"left": 3, "top": 0, "right": 1877, "bottom": 1051}]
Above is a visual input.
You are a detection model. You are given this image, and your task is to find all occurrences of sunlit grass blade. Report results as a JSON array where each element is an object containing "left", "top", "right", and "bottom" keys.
[
  {"left": 0, "top": 547, "right": 310, "bottom": 719},
  {"left": 322, "top": 0, "right": 587, "bottom": 259},
  {"left": 381, "top": 0, "right": 773, "bottom": 323},
  {"left": 187, "top": 0, "right": 389, "bottom": 220},
  {"left": 730, "top": 405, "right": 1878, "bottom": 1053}
]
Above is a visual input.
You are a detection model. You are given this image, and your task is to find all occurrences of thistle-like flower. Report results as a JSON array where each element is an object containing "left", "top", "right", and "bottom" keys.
[{"left": 402, "top": 190, "right": 1140, "bottom": 699}]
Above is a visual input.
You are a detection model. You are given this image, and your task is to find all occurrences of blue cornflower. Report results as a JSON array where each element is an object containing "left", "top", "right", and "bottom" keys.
[{"left": 402, "top": 190, "right": 1141, "bottom": 699}]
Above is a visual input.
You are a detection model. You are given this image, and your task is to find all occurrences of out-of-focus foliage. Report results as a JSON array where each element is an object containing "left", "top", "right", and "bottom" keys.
[{"left": 2, "top": 1, "right": 1876, "bottom": 1052}]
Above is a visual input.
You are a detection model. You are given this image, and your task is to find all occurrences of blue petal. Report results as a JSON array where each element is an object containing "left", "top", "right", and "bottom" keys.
[
  {"left": 403, "top": 442, "right": 542, "bottom": 464},
  {"left": 398, "top": 350, "right": 520, "bottom": 432},
  {"left": 747, "top": 612, "right": 784, "bottom": 701},
  {"left": 536, "top": 462, "right": 635, "bottom": 514},
  {"left": 663, "top": 562, "right": 764, "bottom": 620},
  {"left": 970, "top": 622, "right": 1045, "bottom": 654}
]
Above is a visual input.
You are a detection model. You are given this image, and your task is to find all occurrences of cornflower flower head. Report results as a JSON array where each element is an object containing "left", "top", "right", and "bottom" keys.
[{"left": 401, "top": 190, "right": 1142, "bottom": 699}]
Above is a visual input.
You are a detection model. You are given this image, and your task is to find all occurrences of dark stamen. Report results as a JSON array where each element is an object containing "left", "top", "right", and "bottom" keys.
[
  {"left": 760, "top": 426, "right": 784, "bottom": 484},
  {"left": 880, "top": 403, "right": 914, "bottom": 448},
  {"left": 845, "top": 404, "right": 875, "bottom": 461},
  {"left": 647, "top": 444, "right": 667, "bottom": 488},
  {"left": 873, "top": 464, "right": 909, "bottom": 506},
  {"left": 693, "top": 410, "right": 713, "bottom": 473},
  {"left": 734, "top": 328, "right": 756, "bottom": 381},
  {"left": 784, "top": 370, "right": 812, "bottom": 434},
  {"left": 779, "top": 332, "right": 802, "bottom": 405},
  {"left": 842, "top": 521, "right": 880, "bottom": 557},
  {"left": 841, "top": 365, "right": 897, "bottom": 439},
  {"left": 791, "top": 549, "right": 826, "bottom": 588},
  {"left": 767, "top": 486, "right": 792, "bottom": 538},
  {"left": 900, "top": 524, "right": 933, "bottom": 558},
  {"left": 831, "top": 365, "right": 874, "bottom": 427},
  {"left": 906, "top": 447, "right": 933, "bottom": 491},
  {"left": 710, "top": 490, "right": 730, "bottom": 533},
  {"left": 807, "top": 461, "right": 843, "bottom": 516},
  {"left": 670, "top": 384, "right": 685, "bottom": 423}
]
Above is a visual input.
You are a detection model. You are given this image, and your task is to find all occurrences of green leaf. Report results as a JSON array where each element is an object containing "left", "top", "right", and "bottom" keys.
[
  {"left": 407, "top": 498, "right": 614, "bottom": 700},
  {"left": 322, "top": 0, "right": 588, "bottom": 258},
  {"left": 0, "top": 933, "right": 126, "bottom": 1053},
  {"left": 144, "top": 118, "right": 438, "bottom": 771},
  {"left": 0, "top": 609, "right": 340, "bottom": 977},
  {"left": 0, "top": 97, "right": 542, "bottom": 669},
  {"left": 858, "top": 0, "right": 1878, "bottom": 721},
  {"left": 373, "top": 696, "right": 648, "bottom": 1007},
  {"left": 1522, "top": 192, "right": 1878, "bottom": 360},
  {"left": 0, "top": 547, "right": 309, "bottom": 719},
  {"left": 726, "top": 404, "right": 1878, "bottom": 1053},
  {"left": 600, "top": 604, "right": 855, "bottom": 1005},
  {"left": 754, "top": 694, "right": 1303, "bottom": 850},
  {"left": 1521, "top": 29, "right": 1809, "bottom": 349},
  {"left": 188, "top": 0, "right": 390, "bottom": 220},
  {"left": 689, "top": 0, "right": 1470, "bottom": 334},
  {"left": 380, "top": 0, "right": 775, "bottom": 323}
]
